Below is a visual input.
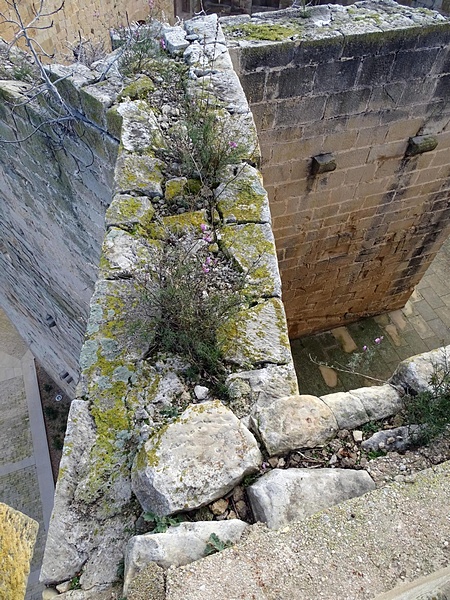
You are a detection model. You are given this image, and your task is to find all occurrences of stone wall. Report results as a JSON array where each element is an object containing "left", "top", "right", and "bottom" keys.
[
  {"left": 0, "top": 57, "right": 120, "bottom": 394},
  {"left": 225, "top": 0, "right": 450, "bottom": 338},
  {"left": 0, "top": 0, "right": 174, "bottom": 60}
]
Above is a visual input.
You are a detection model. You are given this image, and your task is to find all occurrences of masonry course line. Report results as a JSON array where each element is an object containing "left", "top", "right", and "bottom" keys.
[{"left": 0, "top": 455, "right": 35, "bottom": 476}]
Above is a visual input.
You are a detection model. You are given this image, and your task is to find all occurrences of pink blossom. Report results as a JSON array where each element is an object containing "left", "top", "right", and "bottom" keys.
[
  {"left": 374, "top": 336, "right": 384, "bottom": 344},
  {"left": 229, "top": 141, "right": 238, "bottom": 149},
  {"left": 202, "top": 266, "right": 210, "bottom": 274},
  {"left": 200, "top": 223, "right": 207, "bottom": 232},
  {"left": 203, "top": 234, "right": 212, "bottom": 243},
  {"left": 362, "top": 345, "right": 368, "bottom": 352},
  {"left": 160, "top": 38, "right": 166, "bottom": 50}
]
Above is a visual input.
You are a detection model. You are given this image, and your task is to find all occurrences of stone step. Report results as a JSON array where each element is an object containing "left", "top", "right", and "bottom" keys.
[{"left": 153, "top": 460, "right": 450, "bottom": 600}]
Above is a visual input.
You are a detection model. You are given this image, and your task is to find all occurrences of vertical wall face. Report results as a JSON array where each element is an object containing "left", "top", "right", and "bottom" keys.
[
  {"left": 0, "top": 73, "right": 119, "bottom": 393},
  {"left": 226, "top": 2, "right": 450, "bottom": 338},
  {"left": 0, "top": 0, "right": 174, "bottom": 60}
]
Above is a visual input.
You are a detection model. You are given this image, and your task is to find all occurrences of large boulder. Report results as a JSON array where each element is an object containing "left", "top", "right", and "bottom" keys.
[
  {"left": 251, "top": 395, "right": 338, "bottom": 456},
  {"left": 124, "top": 521, "right": 248, "bottom": 594},
  {"left": 132, "top": 400, "right": 262, "bottom": 515},
  {"left": 247, "top": 468, "right": 375, "bottom": 529},
  {"left": 391, "top": 347, "right": 450, "bottom": 394}
]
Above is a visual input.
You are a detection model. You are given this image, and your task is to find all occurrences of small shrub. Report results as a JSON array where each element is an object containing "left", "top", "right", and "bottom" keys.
[
  {"left": 403, "top": 358, "right": 450, "bottom": 445},
  {"left": 134, "top": 227, "right": 246, "bottom": 397},
  {"left": 116, "top": 22, "right": 163, "bottom": 76}
]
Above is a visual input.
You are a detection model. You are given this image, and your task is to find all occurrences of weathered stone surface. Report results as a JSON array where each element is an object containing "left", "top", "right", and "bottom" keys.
[
  {"left": 351, "top": 385, "right": 403, "bottom": 421},
  {"left": 106, "top": 194, "right": 155, "bottom": 230},
  {"left": 219, "top": 223, "right": 281, "bottom": 298},
  {"left": 131, "top": 400, "right": 262, "bottom": 515},
  {"left": 0, "top": 502, "right": 38, "bottom": 600},
  {"left": 251, "top": 394, "right": 338, "bottom": 456},
  {"left": 391, "top": 347, "right": 450, "bottom": 394},
  {"left": 127, "top": 562, "right": 165, "bottom": 600},
  {"left": 247, "top": 468, "right": 375, "bottom": 529},
  {"left": 162, "top": 25, "right": 189, "bottom": 55},
  {"left": 361, "top": 425, "right": 423, "bottom": 453},
  {"left": 124, "top": 521, "right": 248, "bottom": 593},
  {"left": 100, "top": 227, "right": 151, "bottom": 276},
  {"left": 114, "top": 154, "right": 164, "bottom": 197},
  {"left": 185, "top": 14, "right": 226, "bottom": 45},
  {"left": 116, "top": 100, "right": 165, "bottom": 153},
  {"left": 226, "top": 363, "right": 298, "bottom": 417},
  {"left": 216, "top": 164, "right": 270, "bottom": 224},
  {"left": 321, "top": 391, "right": 370, "bottom": 430},
  {"left": 220, "top": 298, "right": 291, "bottom": 366}
]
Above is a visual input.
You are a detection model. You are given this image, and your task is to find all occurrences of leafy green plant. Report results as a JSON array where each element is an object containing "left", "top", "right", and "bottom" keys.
[
  {"left": 204, "top": 533, "right": 233, "bottom": 556},
  {"left": 403, "top": 357, "right": 450, "bottom": 445},
  {"left": 69, "top": 575, "right": 81, "bottom": 590},
  {"left": 143, "top": 511, "right": 183, "bottom": 533}
]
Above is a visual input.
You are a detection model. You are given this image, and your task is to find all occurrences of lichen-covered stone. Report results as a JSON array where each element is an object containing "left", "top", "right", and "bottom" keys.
[
  {"left": 116, "top": 100, "right": 165, "bottom": 153},
  {"left": 131, "top": 400, "right": 262, "bottom": 515},
  {"left": 219, "top": 298, "right": 291, "bottom": 367},
  {"left": 216, "top": 164, "right": 270, "bottom": 224},
  {"left": 251, "top": 394, "right": 338, "bottom": 455},
  {"left": 247, "top": 468, "right": 375, "bottom": 529},
  {"left": 126, "top": 562, "right": 165, "bottom": 600},
  {"left": 219, "top": 223, "right": 281, "bottom": 298},
  {"left": 0, "top": 502, "right": 38, "bottom": 600},
  {"left": 105, "top": 194, "right": 155, "bottom": 230},
  {"left": 114, "top": 154, "right": 164, "bottom": 197}
]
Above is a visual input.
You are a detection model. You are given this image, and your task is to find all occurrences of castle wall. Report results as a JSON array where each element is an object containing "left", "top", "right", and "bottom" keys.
[
  {"left": 0, "top": 67, "right": 119, "bottom": 394},
  {"left": 225, "top": 1, "right": 450, "bottom": 338},
  {"left": 0, "top": 0, "right": 174, "bottom": 61}
]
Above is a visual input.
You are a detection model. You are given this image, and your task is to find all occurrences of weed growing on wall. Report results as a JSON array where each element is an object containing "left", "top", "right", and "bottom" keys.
[
  {"left": 134, "top": 226, "right": 246, "bottom": 397},
  {"left": 116, "top": 21, "right": 163, "bottom": 77}
]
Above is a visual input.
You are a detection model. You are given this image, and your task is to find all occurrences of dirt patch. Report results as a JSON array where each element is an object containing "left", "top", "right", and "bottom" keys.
[{"left": 35, "top": 362, "right": 71, "bottom": 482}]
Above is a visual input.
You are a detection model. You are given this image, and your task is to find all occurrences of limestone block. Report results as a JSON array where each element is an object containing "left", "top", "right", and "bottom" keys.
[
  {"left": 351, "top": 385, "right": 403, "bottom": 421},
  {"left": 162, "top": 25, "right": 189, "bottom": 55},
  {"left": 106, "top": 194, "right": 155, "bottom": 230},
  {"left": 251, "top": 394, "right": 338, "bottom": 456},
  {"left": 226, "top": 363, "right": 299, "bottom": 417},
  {"left": 124, "top": 521, "right": 248, "bottom": 593},
  {"left": 184, "top": 14, "right": 226, "bottom": 45},
  {"left": 114, "top": 154, "right": 164, "bottom": 197},
  {"left": 311, "top": 153, "right": 336, "bottom": 175},
  {"left": 321, "top": 391, "right": 370, "bottom": 430},
  {"left": 215, "top": 164, "right": 271, "bottom": 224},
  {"left": 100, "top": 227, "right": 151, "bottom": 276},
  {"left": 0, "top": 502, "right": 38, "bottom": 600},
  {"left": 116, "top": 100, "right": 165, "bottom": 153},
  {"left": 219, "top": 223, "right": 281, "bottom": 298},
  {"left": 219, "top": 298, "right": 291, "bottom": 367},
  {"left": 131, "top": 400, "right": 262, "bottom": 515},
  {"left": 390, "top": 346, "right": 450, "bottom": 394},
  {"left": 247, "top": 468, "right": 375, "bottom": 529}
]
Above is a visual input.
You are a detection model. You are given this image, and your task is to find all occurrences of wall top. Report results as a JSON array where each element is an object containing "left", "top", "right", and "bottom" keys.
[{"left": 221, "top": 0, "right": 450, "bottom": 49}]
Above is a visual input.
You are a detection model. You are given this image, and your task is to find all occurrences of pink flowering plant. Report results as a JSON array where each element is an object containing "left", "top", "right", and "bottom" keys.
[{"left": 134, "top": 226, "right": 245, "bottom": 396}]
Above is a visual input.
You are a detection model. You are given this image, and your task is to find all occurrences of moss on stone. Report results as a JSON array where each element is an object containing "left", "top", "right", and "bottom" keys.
[
  {"left": 225, "top": 22, "right": 300, "bottom": 41},
  {"left": 106, "top": 106, "right": 123, "bottom": 139},
  {"left": 119, "top": 76, "right": 155, "bottom": 101},
  {"left": 146, "top": 210, "right": 208, "bottom": 239}
]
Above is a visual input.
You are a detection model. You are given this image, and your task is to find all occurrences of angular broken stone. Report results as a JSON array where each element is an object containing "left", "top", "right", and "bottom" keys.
[
  {"left": 251, "top": 395, "right": 338, "bottom": 456},
  {"left": 131, "top": 400, "right": 262, "bottom": 515},
  {"left": 391, "top": 347, "right": 450, "bottom": 394},
  {"left": 124, "top": 520, "right": 248, "bottom": 593},
  {"left": 361, "top": 425, "right": 424, "bottom": 453},
  {"left": 247, "top": 468, "right": 375, "bottom": 529}
]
